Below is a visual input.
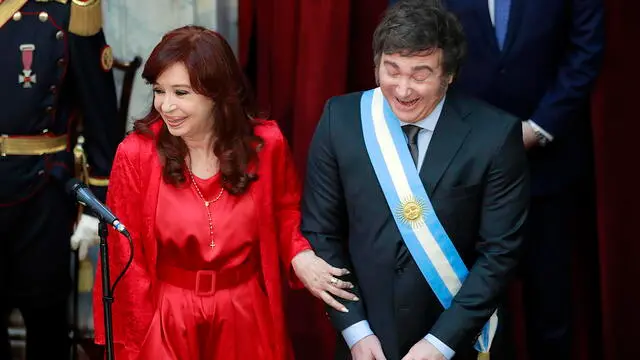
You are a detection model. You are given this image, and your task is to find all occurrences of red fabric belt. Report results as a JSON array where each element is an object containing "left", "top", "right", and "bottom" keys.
[{"left": 156, "top": 260, "right": 257, "bottom": 296}]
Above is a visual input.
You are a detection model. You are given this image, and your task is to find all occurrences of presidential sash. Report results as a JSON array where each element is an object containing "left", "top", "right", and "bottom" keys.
[{"left": 360, "top": 88, "right": 498, "bottom": 356}]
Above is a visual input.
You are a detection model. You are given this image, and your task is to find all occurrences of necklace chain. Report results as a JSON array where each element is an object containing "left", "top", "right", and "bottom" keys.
[{"left": 188, "top": 168, "right": 224, "bottom": 249}]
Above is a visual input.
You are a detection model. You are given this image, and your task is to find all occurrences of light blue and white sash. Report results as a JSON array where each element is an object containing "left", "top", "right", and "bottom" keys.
[{"left": 360, "top": 88, "right": 498, "bottom": 355}]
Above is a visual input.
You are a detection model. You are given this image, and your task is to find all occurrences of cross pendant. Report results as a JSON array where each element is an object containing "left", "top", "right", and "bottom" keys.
[{"left": 209, "top": 240, "right": 215, "bottom": 249}]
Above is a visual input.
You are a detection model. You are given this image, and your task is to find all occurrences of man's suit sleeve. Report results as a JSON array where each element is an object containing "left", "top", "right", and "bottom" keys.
[
  {"left": 301, "top": 98, "right": 368, "bottom": 332},
  {"left": 429, "top": 119, "right": 530, "bottom": 351},
  {"left": 530, "top": 0, "right": 604, "bottom": 138}
]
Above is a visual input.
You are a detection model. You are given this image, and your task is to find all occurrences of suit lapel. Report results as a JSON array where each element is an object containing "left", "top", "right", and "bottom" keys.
[
  {"left": 465, "top": 0, "right": 525, "bottom": 56},
  {"left": 501, "top": 0, "right": 525, "bottom": 55},
  {"left": 420, "top": 94, "right": 470, "bottom": 195},
  {"left": 470, "top": 0, "right": 501, "bottom": 54}
]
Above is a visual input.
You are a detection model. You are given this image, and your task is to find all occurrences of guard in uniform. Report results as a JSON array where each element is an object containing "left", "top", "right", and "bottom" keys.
[{"left": 0, "top": 0, "right": 120, "bottom": 359}]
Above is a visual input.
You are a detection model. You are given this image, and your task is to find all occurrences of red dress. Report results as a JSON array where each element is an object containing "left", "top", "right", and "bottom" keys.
[
  {"left": 138, "top": 172, "right": 275, "bottom": 359},
  {"left": 93, "top": 120, "right": 332, "bottom": 360}
]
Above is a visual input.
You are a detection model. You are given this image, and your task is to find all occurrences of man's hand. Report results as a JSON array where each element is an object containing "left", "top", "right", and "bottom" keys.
[
  {"left": 401, "top": 339, "right": 446, "bottom": 360},
  {"left": 291, "top": 250, "right": 358, "bottom": 312},
  {"left": 70, "top": 214, "right": 100, "bottom": 260},
  {"left": 352, "top": 335, "right": 387, "bottom": 360},
  {"left": 522, "top": 121, "right": 538, "bottom": 149}
]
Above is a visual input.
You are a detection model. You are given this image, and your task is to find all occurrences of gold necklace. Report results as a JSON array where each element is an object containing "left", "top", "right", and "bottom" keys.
[{"left": 188, "top": 168, "right": 224, "bottom": 250}]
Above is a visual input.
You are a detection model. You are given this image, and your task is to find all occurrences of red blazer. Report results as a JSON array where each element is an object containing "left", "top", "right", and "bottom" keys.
[{"left": 93, "top": 119, "right": 312, "bottom": 359}]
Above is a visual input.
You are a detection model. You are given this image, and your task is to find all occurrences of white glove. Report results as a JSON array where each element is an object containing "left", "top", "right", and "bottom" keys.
[{"left": 70, "top": 214, "right": 100, "bottom": 261}]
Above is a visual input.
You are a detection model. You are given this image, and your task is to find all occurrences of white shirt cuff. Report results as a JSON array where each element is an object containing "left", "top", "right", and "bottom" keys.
[
  {"left": 342, "top": 320, "right": 374, "bottom": 349},
  {"left": 425, "top": 333, "right": 455, "bottom": 360},
  {"left": 528, "top": 119, "right": 554, "bottom": 141}
]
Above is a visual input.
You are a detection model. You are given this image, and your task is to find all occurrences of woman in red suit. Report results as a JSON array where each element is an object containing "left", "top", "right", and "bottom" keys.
[{"left": 92, "top": 26, "right": 354, "bottom": 359}]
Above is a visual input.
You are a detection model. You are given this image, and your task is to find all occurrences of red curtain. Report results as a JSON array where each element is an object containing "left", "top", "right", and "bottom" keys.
[
  {"left": 291, "top": 1, "right": 352, "bottom": 174},
  {"left": 239, "top": 1, "right": 351, "bottom": 359},
  {"left": 239, "top": 0, "right": 352, "bottom": 175},
  {"left": 591, "top": 0, "right": 640, "bottom": 358},
  {"left": 345, "top": 0, "right": 389, "bottom": 92}
]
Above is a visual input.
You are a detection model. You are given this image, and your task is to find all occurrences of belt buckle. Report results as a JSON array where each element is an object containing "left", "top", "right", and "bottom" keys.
[
  {"left": 195, "top": 270, "right": 216, "bottom": 296},
  {"left": 0, "top": 134, "right": 7, "bottom": 156}
]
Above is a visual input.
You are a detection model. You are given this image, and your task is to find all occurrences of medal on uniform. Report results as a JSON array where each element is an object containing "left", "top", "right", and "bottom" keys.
[{"left": 18, "top": 44, "right": 37, "bottom": 88}]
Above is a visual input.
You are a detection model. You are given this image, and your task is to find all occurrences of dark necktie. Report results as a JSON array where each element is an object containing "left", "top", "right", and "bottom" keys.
[{"left": 402, "top": 125, "right": 421, "bottom": 167}]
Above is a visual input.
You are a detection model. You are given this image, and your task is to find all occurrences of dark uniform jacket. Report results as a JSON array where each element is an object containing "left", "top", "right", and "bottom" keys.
[{"left": 0, "top": 0, "right": 120, "bottom": 205}]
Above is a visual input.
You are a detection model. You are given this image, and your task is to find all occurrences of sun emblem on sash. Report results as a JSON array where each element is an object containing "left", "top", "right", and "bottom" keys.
[{"left": 395, "top": 196, "right": 427, "bottom": 228}]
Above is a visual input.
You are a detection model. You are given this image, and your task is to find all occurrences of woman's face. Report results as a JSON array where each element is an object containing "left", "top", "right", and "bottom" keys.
[{"left": 153, "top": 62, "right": 215, "bottom": 139}]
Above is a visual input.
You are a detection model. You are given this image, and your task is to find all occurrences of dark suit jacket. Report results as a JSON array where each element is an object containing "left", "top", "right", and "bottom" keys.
[
  {"left": 301, "top": 91, "right": 529, "bottom": 359},
  {"left": 442, "top": 0, "right": 604, "bottom": 195}
]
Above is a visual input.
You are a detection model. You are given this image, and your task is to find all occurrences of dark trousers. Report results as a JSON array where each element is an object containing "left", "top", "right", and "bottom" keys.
[
  {"left": 520, "top": 183, "right": 599, "bottom": 359},
  {"left": 0, "top": 181, "right": 75, "bottom": 360}
]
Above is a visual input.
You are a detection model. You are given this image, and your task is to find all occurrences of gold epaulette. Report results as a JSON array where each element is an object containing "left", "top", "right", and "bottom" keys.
[
  {"left": 68, "top": 0, "right": 102, "bottom": 37},
  {"left": 0, "top": 0, "right": 28, "bottom": 28}
]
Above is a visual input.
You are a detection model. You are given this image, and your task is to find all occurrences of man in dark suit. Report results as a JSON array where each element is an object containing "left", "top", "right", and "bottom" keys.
[
  {"left": 441, "top": 0, "right": 604, "bottom": 357},
  {"left": 300, "top": 1, "right": 529, "bottom": 359}
]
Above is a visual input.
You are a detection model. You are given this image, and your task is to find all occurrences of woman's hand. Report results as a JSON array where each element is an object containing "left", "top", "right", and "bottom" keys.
[{"left": 291, "top": 250, "right": 359, "bottom": 312}]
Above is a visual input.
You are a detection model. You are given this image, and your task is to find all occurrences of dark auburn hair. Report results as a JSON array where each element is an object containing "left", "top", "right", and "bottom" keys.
[
  {"left": 134, "top": 25, "right": 262, "bottom": 195},
  {"left": 372, "top": 0, "right": 466, "bottom": 77}
]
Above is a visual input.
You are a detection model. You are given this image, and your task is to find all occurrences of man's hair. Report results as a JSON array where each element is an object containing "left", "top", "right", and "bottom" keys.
[{"left": 372, "top": 0, "right": 466, "bottom": 77}]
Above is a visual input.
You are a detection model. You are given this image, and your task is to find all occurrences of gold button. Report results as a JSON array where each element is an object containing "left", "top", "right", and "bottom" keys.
[
  {"left": 56, "top": 31, "right": 64, "bottom": 40},
  {"left": 38, "top": 11, "right": 48, "bottom": 22},
  {"left": 13, "top": 12, "right": 22, "bottom": 21}
]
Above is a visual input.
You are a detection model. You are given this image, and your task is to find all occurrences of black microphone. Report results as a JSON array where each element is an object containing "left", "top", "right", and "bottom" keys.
[{"left": 65, "top": 178, "right": 129, "bottom": 237}]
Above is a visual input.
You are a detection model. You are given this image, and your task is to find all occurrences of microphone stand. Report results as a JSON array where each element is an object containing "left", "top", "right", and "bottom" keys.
[{"left": 99, "top": 220, "right": 115, "bottom": 360}]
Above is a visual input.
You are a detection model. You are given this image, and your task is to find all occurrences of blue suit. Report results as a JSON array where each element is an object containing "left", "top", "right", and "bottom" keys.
[
  {"left": 441, "top": 0, "right": 604, "bottom": 357},
  {"left": 444, "top": 0, "right": 604, "bottom": 195}
]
